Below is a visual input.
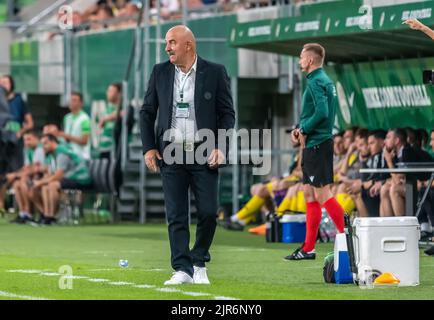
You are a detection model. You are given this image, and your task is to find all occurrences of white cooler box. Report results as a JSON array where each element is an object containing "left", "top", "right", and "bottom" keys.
[{"left": 353, "top": 217, "right": 420, "bottom": 286}]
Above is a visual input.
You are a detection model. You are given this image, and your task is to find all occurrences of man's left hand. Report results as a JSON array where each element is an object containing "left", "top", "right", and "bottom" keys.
[
  {"left": 99, "top": 117, "right": 107, "bottom": 129},
  {"left": 33, "top": 180, "right": 45, "bottom": 189},
  {"left": 298, "top": 129, "right": 306, "bottom": 148},
  {"left": 207, "top": 149, "right": 225, "bottom": 169},
  {"left": 348, "top": 180, "right": 362, "bottom": 194}
]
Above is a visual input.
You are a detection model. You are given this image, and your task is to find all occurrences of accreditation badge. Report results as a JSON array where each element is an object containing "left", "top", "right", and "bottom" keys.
[{"left": 175, "top": 102, "right": 190, "bottom": 118}]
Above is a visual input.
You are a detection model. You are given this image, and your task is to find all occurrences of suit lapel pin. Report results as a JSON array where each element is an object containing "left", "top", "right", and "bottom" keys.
[{"left": 204, "top": 92, "right": 212, "bottom": 100}]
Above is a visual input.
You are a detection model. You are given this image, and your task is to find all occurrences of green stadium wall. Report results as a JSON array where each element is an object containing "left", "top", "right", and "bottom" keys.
[
  {"left": 325, "top": 57, "right": 434, "bottom": 132},
  {"left": 8, "top": 12, "right": 434, "bottom": 132}
]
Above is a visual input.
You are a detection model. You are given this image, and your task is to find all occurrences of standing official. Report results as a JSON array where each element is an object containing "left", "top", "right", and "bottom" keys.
[
  {"left": 287, "top": 43, "right": 346, "bottom": 260},
  {"left": 140, "top": 25, "right": 235, "bottom": 285}
]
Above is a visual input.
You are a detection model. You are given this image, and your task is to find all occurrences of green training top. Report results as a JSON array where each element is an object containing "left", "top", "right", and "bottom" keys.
[
  {"left": 63, "top": 110, "right": 91, "bottom": 161},
  {"left": 48, "top": 143, "right": 91, "bottom": 185},
  {"left": 299, "top": 67, "right": 337, "bottom": 148},
  {"left": 98, "top": 102, "right": 117, "bottom": 153},
  {"left": 24, "top": 144, "right": 45, "bottom": 166}
]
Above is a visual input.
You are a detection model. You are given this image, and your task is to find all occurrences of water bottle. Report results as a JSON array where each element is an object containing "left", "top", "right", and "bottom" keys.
[
  {"left": 73, "top": 206, "right": 80, "bottom": 225},
  {"left": 266, "top": 213, "right": 275, "bottom": 242},
  {"left": 274, "top": 214, "right": 282, "bottom": 242},
  {"left": 119, "top": 259, "right": 129, "bottom": 268},
  {"left": 358, "top": 266, "right": 375, "bottom": 289}
]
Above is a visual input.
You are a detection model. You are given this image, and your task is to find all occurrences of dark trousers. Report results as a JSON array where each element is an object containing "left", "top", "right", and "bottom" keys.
[
  {"left": 160, "top": 164, "right": 218, "bottom": 277},
  {"left": 361, "top": 188, "right": 380, "bottom": 217},
  {"left": 419, "top": 189, "right": 434, "bottom": 227}
]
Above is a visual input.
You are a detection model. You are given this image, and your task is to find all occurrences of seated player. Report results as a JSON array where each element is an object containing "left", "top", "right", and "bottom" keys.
[
  {"left": 32, "top": 134, "right": 92, "bottom": 225},
  {"left": 8, "top": 129, "right": 46, "bottom": 223},
  {"left": 221, "top": 139, "right": 302, "bottom": 231},
  {"left": 379, "top": 129, "right": 421, "bottom": 217},
  {"left": 361, "top": 130, "right": 388, "bottom": 217},
  {"left": 335, "top": 129, "right": 371, "bottom": 217}
]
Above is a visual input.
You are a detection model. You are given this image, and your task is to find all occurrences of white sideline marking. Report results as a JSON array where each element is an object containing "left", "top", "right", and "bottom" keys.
[
  {"left": 182, "top": 292, "right": 211, "bottom": 297},
  {"left": 87, "top": 278, "right": 110, "bottom": 282},
  {"left": 7, "top": 269, "right": 43, "bottom": 274},
  {"left": 39, "top": 272, "right": 61, "bottom": 277},
  {"left": 108, "top": 281, "right": 134, "bottom": 286},
  {"left": 214, "top": 296, "right": 238, "bottom": 300},
  {"left": 64, "top": 275, "right": 89, "bottom": 279},
  {"left": 133, "top": 284, "right": 156, "bottom": 289},
  {"left": 156, "top": 288, "right": 181, "bottom": 293},
  {"left": 6, "top": 269, "right": 239, "bottom": 300},
  {"left": 142, "top": 269, "right": 166, "bottom": 272},
  {"left": 88, "top": 269, "right": 118, "bottom": 272},
  {"left": 0, "top": 290, "right": 50, "bottom": 300}
]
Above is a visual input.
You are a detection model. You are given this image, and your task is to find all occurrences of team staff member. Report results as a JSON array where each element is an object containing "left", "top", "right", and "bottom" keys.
[{"left": 140, "top": 25, "right": 235, "bottom": 285}]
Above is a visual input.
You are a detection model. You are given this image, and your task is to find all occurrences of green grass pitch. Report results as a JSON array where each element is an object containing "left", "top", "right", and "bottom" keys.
[{"left": 0, "top": 218, "right": 432, "bottom": 300}]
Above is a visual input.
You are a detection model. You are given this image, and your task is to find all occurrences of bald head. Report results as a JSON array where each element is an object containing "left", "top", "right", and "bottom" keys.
[
  {"left": 167, "top": 25, "right": 196, "bottom": 46},
  {"left": 165, "top": 25, "right": 197, "bottom": 69}
]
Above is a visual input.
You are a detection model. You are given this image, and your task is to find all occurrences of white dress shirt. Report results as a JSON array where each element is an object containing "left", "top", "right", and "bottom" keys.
[{"left": 170, "top": 55, "right": 199, "bottom": 143}]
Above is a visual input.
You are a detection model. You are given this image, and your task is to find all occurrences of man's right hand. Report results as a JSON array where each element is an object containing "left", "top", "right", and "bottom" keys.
[
  {"left": 369, "top": 181, "right": 382, "bottom": 197},
  {"left": 383, "top": 146, "right": 394, "bottom": 164},
  {"left": 403, "top": 18, "right": 426, "bottom": 31},
  {"left": 144, "top": 149, "right": 162, "bottom": 173},
  {"left": 347, "top": 142, "right": 357, "bottom": 155},
  {"left": 290, "top": 129, "right": 299, "bottom": 144}
]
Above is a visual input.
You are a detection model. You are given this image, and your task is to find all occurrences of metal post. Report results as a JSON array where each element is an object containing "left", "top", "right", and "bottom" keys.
[
  {"left": 121, "top": 80, "right": 129, "bottom": 168},
  {"left": 292, "top": 58, "right": 302, "bottom": 124},
  {"left": 139, "top": 0, "right": 151, "bottom": 225},
  {"left": 231, "top": 77, "right": 239, "bottom": 215},
  {"left": 156, "top": 0, "right": 161, "bottom": 64},
  {"left": 16, "top": 0, "right": 69, "bottom": 34},
  {"left": 415, "top": 173, "right": 434, "bottom": 218},
  {"left": 133, "top": 24, "right": 141, "bottom": 141},
  {"left": 63, "top": 30, "right": 72, "bottom": 107},
  {"left": 182, "top": 0, "right": 188, "bottom": 26},
  {"left": 7, "top": 0, "right": 14, "bottom": 21},
  {"left": 71, "top": 32, "right": 80, "bottom": 101}
]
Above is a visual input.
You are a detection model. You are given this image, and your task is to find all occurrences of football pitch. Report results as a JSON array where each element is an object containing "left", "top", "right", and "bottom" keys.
[{"left": 0, "top": 218, "right": 433, "bottom": 300}]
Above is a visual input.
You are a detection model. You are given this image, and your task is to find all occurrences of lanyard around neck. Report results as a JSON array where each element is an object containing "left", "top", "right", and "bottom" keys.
[{"left": 178, "top": 68, "right": 194, "bottom": 102}]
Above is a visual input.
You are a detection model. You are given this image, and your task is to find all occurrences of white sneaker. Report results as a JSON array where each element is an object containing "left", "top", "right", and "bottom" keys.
[
  {"left": 193, "top": 266, "right": 210, "bottom": 284},
  {"left": 164, "top": 271, "right": 193, "bottom": 285}
]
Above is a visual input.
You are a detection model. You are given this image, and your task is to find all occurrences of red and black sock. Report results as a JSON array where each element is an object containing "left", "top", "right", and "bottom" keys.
[{"left": 323, "top": 197, "right": 345, "bottom": 233}]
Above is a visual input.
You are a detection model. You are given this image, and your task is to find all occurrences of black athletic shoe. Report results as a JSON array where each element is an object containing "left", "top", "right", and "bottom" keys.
[
  {"left": 217, "top": 219, "right": 244, "bottom": 231},
  {"left": 227, "top": 221, "right": 244, "bottom": 231},
  {"left": 43, "top": 217, "right": 57, "bottom": 225},
  {"left": 38, "top": 216, "right": 49, "bottom": 225},
  {"left": 20, "top": 216, "right": 34, "bottom": 224},
  {"left": 10, "top": 216, "right": 25, "bottom": 224},
  {"left": 420, "top": 231, "right": 433, "bottom": 242},
  {"left": 284, "top": 247, "right": 316, "bottom": 261},
  {"left": 424, "top": 246, "right": 434, "bottom": 256}
]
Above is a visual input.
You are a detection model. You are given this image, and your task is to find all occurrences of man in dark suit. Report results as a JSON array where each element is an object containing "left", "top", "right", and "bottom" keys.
[{"left": 140, "top": 25, "right": 235, "bottom": 285}]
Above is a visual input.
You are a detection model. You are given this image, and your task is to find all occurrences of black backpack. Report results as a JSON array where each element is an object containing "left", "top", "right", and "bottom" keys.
[{"left": 323, "top": 252, "right": 335, "bottom": 283}]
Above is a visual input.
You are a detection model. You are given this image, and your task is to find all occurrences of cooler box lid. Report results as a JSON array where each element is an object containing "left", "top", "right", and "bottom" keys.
[
  {"left": 280, "top": 214, "right": 306, "bottom": 223},
  {"left": 353, "top": 217, "right": 419, "bottom": 228}
]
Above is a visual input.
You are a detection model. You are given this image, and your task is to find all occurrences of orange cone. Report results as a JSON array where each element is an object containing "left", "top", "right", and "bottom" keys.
[
  {"left": 248, "top": 224, "right": 266, "bottom": 236},
  {"left": 374, "top": 272, "right": 400, "bottom": 285}
]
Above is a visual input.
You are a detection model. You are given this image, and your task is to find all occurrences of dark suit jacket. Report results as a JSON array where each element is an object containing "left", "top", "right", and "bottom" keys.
[{"left": 140, "top": 56, "right": 235, "bottom": 157}]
